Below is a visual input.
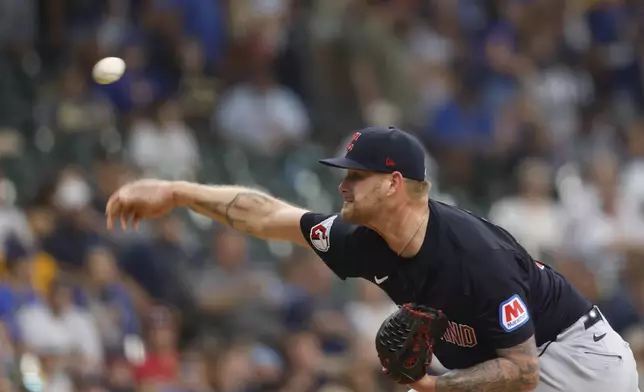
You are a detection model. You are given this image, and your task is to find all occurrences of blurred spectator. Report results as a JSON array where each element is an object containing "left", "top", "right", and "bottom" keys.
[
  {"left": 133, "top": 306, "right": 179, "bottom": 388},
  {"left": 36, "top": 65, "right": 116, "bottom": 167},
  {"left": 281, "top": 251, "right": 352, "bottom": 356},
  {"left": 0, "top": 321, "right": 16, "bottom": 391},
  {"left": 0, "top": 179, "right": 35, "bottom": 254},
  {"left": 0, "top": 0, "right": 36, "bottom": 51},
  {"left": 407, "top": 0, "right": 461, "bottom": 115},
  {"left": 215, "top": 63, "right": 311, "bottom": 157},
  {"left": 521, "top": 32, "right": 594, "bottom": 161},
  {"left": 174, "top": 348, "right": 213, "bottom": 392},
  {"left": 622, "top": 120, "right": 644, "bottom": 204},
  {"left": 280, "top": 331, "right": 330, "bottom": 392},
  {"left": 17, "top": 276, "right": 104, "bottom": 372},
  {"left": 192, "top": 228, "right": 283, "bottom": 341},
  {"left": 106, "top": 358, "right": 136, "bottom": 392},
  {"left": 164, "top": 0, "right": 226, "bottom": 68},
  {"left": 178, "top": 38, "right": 219, "bottom": 127},
  {"left": 251, "top": 343, "right": 284, "bottom": 391},
  {"left": 0, "top": 235, "right": 41, "bottom": 342},
  {"left": 117, "top": 215, "right": 197, "bottom": 331},
  {"left": 40, "top": 168, "right": 104, "bottom": 269},
  {"left": 96, "top": 0, "right": 136, "bottom": 55},
  {"left": 343, "top": 0, "right": 424, "bottom": 127},
  {"left": 345, "top": 280, "right": 397, "bottom": 359},
  {"left": 96, "top": 40, "right": 159, "bottom": 115},
  {"left": 564, "top": 151, "right": 644, "bottom": 293},
  {"left": 79, "top": 246, "right": 140, "bottom": 356},
  {"left": 586, "top": 0, "right": 644, "bottom": 112},
  {"left": 488, "top": 158, "right": 563, "bottom": 260},
  {"left": 127, "top": 99, "right": 200, "bottom": 180},
  {"left": 209, "top": 341, "right": 254, "bottom": 392},
  {"left": 428, "top": 67, "right": 495, "bottom": 151},
  {"left": 481, "top": 0, "right": 531, "bottom": 112},
  {"left": 599, "top": 253, "right": 644, "bottom": 335}
]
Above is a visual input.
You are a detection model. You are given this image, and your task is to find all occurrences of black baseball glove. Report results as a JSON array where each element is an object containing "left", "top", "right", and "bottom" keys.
[{"left": 375, "top": 303, "right": 449, "bottom": 384}]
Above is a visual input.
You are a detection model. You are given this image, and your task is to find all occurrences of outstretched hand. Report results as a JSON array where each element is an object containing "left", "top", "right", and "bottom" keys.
[{"left": 105, "top": 179, "right": 178, "bottom": 230}]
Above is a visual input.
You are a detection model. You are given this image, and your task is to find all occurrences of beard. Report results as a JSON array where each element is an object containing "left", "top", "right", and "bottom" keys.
[
  {"left": 340, "top": 202, "right": 354, "bottom": 222},
  {"left": 340, "top": 201, "right": 368, "bottom": 224}
]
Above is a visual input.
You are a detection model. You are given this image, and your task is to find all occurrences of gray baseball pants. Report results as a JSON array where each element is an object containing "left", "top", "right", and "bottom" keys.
[
  {"left": 535, "top": 306, "right": 639, "bottom": 392},
  {"left": 409, "top": 306, "right": 640, "bottom": 392}
]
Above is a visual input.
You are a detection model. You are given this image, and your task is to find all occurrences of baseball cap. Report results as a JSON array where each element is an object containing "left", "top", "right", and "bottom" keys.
[{"left": 319, "top": 127, "right": 427, "bottom": 181}]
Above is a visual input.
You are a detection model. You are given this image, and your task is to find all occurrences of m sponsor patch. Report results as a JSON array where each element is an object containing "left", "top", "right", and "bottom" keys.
[
  {"left": 309, "top": 215, "right": 338, "bottom": 252},
  {"left": 499, "top": 294, "right": 529, "bottom": 332}
]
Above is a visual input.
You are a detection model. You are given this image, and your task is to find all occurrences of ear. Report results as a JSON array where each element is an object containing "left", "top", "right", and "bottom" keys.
[{"left": 387, "top": 172, "right": 405, "bottom": 196}]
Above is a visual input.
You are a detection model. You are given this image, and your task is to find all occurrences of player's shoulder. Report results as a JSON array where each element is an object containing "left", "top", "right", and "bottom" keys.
[
  {"left": 431, "top": 200, "right": 523, "bottom": 254},
  {"left": 300, "top": 211, "right": 382, "bottom": 253}
]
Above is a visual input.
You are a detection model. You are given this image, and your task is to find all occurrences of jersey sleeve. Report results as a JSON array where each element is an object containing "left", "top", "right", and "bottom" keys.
[
  {"left": 299, "top": 212, "right": 365, "bottom": 280},
  {"left": 468, "top": 250, "right": 535, "bottom": 349}
]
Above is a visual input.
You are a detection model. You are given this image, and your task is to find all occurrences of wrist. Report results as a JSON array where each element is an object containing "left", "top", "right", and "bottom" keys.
[
  {"left": 169, "top": 181, "right": 193, "bottom": 207},
  {"left": 410, "top": 375, "right": 437, "bottom": 392}
]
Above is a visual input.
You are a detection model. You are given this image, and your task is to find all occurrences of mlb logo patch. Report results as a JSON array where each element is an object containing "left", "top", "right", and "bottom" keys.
[{"left": 499, "top": 294, "right": 530, "bottom": 332}]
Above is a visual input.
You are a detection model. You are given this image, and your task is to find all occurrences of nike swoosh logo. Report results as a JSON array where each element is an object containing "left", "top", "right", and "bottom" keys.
[
  {"left": 593, "top": 333, "right": 607, "bottom": 342},
  {"left": 374, "top": 276, "right": 389, "bottom": 284}
]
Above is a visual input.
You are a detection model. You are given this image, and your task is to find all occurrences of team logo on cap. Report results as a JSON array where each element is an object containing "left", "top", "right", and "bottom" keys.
[
  {"left": 310, "top": 215, "right": 337, "bottom": 252},
  {"left": 347, "top": 132, "right": 361, "bottom": 152},
  {"left": 499, "top": 294, "right": 529, "bottom": 332}
]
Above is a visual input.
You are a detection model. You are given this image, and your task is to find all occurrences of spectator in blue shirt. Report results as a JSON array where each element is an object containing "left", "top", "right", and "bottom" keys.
[
  {"left": 0, "top": 235, "right": 41, "bottom": 342},
  {"left": 586, "top": 0, "right": 643, "bottom": 107},
  {"left": 429, "top": 68, "right": 495, "bottom": 151},
  {"left": 77, "top": 246, "right": 140, "bottom": 356}
]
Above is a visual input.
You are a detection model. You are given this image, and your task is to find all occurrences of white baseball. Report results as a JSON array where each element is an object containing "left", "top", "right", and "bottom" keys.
[{"left": 92, "top": 57, "right": 126, "bottom": 85}]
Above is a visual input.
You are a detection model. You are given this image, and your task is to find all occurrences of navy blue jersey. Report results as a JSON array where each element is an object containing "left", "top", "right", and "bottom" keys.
[{"left": 299, "top": 200, "right": 592, "bottom": 370}]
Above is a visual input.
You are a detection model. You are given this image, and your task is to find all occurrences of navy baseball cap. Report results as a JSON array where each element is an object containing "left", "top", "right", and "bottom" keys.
[{"left": 319, "top": 127, "right": 427, "bottom": 181}]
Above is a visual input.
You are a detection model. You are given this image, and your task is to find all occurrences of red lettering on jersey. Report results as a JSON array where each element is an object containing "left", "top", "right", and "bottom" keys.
[
  {"left": 347, "top": 132, "right": 361, "bottom": 152},
  {"left": 441, "top": 321, "right": 478, "bottom": 348},
  {"left": 461, "top": 325, "right": 477, "bottom": 347},
  {"left": 447, "top": 321, "right": 462, "bottom": 346}
]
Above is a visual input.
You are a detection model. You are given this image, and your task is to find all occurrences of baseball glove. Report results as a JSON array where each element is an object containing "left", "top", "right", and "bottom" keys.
[{"left": 375, "top": 303, "right": 448, "bottom": 384}]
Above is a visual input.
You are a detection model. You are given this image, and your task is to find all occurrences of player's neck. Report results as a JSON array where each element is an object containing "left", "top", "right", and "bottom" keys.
[{"left": 369, "top": 200, "right": 430, "bottom": 258}]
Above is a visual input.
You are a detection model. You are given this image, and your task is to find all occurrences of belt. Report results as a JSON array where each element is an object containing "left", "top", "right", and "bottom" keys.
[
  {"left": 582, "top": 305, "right": 604, "bottom": 330},
  {"left": 538, "top": 305, "right": 603, "bottom": 357}
]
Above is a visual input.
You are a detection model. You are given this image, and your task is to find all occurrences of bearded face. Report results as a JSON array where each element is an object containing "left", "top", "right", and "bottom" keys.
[{"left": 339, "top": 170, "right": 390, "bottom": 224}]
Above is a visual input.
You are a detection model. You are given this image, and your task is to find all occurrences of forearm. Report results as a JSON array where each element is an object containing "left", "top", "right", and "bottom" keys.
[
  {"left": 170, "top": 181, "right": 308, "bottom": 246},
  {"left": 172, "top": 182, "right": 279, "bottom": 235},
  {"left": 433, "top": 356, "right": 539, "bottom": 392}
]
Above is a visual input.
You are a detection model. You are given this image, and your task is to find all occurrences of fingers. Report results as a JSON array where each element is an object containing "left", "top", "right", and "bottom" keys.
[
  {"left": 105, "top": 194, "right": 121, "bottom": 230},
  {"left": 105, "top": 193, "right": 138, "bottom": 231},
  {"left": 132, "top": 212, "right": 141, "bottom": 231}
]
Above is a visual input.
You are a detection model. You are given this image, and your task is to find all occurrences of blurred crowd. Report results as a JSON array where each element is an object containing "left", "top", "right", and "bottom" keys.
[{"left": 0, "top": 0, "right": 643, "bottom": 391}]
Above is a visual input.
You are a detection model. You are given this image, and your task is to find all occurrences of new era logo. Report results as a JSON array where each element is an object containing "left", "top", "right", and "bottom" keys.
[
  {"left": 385, "top": 157, "right": 396, "bottom": 167},
  {"left": 499, "top": 294, "right": 530, "bottom": 332}
]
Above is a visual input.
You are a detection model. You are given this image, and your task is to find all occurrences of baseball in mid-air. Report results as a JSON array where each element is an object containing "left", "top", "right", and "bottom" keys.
[{"left": 92, "top": 57, "right": 126, "bottom": 84}]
